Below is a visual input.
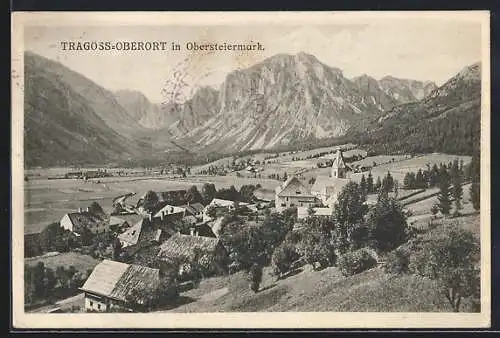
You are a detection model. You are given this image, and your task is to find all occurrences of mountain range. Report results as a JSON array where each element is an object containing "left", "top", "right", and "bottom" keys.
[{"left": 23, "top": 51, "right": 479, "bottom": 167}]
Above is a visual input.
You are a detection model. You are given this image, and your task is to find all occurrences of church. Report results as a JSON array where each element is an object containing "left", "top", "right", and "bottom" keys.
[{"left": 310, "top": 149, "right": 351, "bottom": 208}]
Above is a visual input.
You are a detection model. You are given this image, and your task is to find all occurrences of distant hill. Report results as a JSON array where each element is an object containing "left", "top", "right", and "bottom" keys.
[
  {"left": 346, "top": 62, "right": 481, "bottom": 156},
  {"left": 24, "top": 51, "right": 149, "bottom": 167}
]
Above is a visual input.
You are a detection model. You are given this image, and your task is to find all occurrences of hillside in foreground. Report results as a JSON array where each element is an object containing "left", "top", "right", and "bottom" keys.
[{"left": 157, "top": 212, "right": 480, "bottom": 313}]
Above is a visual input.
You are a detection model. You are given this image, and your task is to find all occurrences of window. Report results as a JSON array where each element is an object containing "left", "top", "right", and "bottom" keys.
[
  {"left": 90, "top": 301, "right": 93, "bottom": 307},
  {"left": 290, "top": 203, "right": 295, "bottom": 207},
  {"left": 281, "top": 203, "right": 286, "bottom": 207},
  {"left": 98, "top": 304, "right": 101, "bottom": 310},
  {"left": 296, "top": 191, "right": 302, "bottom": 194}
]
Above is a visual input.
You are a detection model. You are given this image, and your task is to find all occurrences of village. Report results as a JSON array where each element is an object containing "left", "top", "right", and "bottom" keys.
[{"left": 24, "top": 146, "right": 481, "bottom": 313}]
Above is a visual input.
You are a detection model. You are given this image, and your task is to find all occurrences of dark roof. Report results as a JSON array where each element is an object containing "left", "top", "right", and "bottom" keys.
[
  {"left": 180, "top": 202, "right": 205, "bottom": 215},
  {"left": 67, "top": 211, "right": 104, "bottom": 230},
  {"left": 118, "top": 218, "right": 162, "bottom": 246},
  {"left": 157, "top": 233, "right": 221, "bottom": 261},
  {"left": 80, "top": 260, "right": 160, "bottom": 303}
]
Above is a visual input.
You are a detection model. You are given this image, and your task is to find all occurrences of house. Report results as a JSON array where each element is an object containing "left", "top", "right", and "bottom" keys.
[
  {"left": 60, "top": 206, "right": 109, "bottom": 235},
  {"left": 275, "top": 176, "right": 317, "bottom": 212},
  {"left": 80, "top": 259, "right": 160, "bottom": 312},
  {"left": 180, "top": 202, "right": 205, "bottom": 220},
  {"left": 118, "top": 216, "right": 167, "bottom": 248},
  {"left": 153, "top": 204, "right": 186, "bottom": 222},
  {"left": 108, "top": 216, "right": 130, "bottom": 233},
  {"left": 157, "top": 233, "right": 228, "bottom": 275},
  {"left": 202, "top": 198, "right": 250, "bottom": 222}
]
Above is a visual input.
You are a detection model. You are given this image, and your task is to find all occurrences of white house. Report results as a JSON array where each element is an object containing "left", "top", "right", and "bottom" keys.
[
  {"left": 202, "top": 198, "right": 250, "bottom": 222},
  {"left": 80, "top": 260, "right": 160, "bottom": 312},
  {"left": 275, "top": 176, "right": 317, "bottom": 212},
  {"left": 60, "top": 207, "right": 109, "bottom": 235}
]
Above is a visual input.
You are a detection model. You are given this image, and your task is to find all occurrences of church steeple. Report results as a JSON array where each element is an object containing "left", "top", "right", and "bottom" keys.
[{"left": 331, "top": 149, "right": 346, "bottom": 179}]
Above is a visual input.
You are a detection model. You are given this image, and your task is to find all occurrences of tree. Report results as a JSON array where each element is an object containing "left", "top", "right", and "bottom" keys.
[
  {"left": 271, "top": 242, "right": 300, "bottom": 279},
  {"left": 374, "top": 176, "right": 382, "bottom": 193},
  {"left": 415, "top": 169, "right": 426, "bottom": 189},
  {"left": 283, "top": 172, "right": 288, "bottom": 182},
  {"left": 470, "top": 182, "right": 480, "bottom": 211},
  {"left": 436, "top": 165, "right": 452, "bottom": 216},
  {"left": 333, "top": 182, "right": 368, "bottom": 254},
  {"left": 365, "top": 193, "right": 408, "bottom": 253},
  {"left": 298, "top": 216, "right": 337, "bottom": 270},
  {"left": 143, "top": 190, "right": 159, "bottom": 212},
  {"left": 248, "top": 263, "right": 263, "bottom": 293},
  {"left": 450, "top": 159, "right": 463, "bottom": 214},
  {"left": 112, "top": 237, "right": 122, "bottom": 261},
  {"left": 185, "top": 185, "right": 203, "bottom": 204},
  {"left": 367, "top": 172, "right": 374, "bottom": 194},
  {"left": 360, "top": 174, "right": 367, "bottom": 198},
  {"left": 409, "top": 227, "right": 480, "bottom": 312},
  {"left": 201, "top": 183, "right": 217, "bottom": 205},
  {"left": 381, "top": 171, "right": 394, "bottom": 193}
]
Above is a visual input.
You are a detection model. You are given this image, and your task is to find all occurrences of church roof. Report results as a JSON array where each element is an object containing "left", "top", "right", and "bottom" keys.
[{"left": 332, "top": 150, "right": 346, "bottom": 169}]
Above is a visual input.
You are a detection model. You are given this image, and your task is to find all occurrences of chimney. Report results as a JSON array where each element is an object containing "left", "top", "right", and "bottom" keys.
[
  {"left": 149, "top": 213, "right": 153, "bottom": 221},
  {"left": 190, "top": 227, "right": 195, "bottom": 236}
]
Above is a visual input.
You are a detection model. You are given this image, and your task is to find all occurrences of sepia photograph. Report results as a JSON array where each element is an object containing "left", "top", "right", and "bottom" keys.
[{"left": 11, "top": 11, "right": 491, "bottom": 328}]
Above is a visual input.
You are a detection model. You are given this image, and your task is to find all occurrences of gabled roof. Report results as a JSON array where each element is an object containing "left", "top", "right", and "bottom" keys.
[
  {"left": 80, "top": 259, "right": 160, "bottom": 303},
  {"left": 276, "top": 176, "right": 315, "bottom": 198},
  {"left": 180, "top": 202, "right": 205, "bottom": 215},
  {"left": 157, "top": 233, "right": 222, "bottom": 261},
  {"left": 208, "top": 198, "right": 249, "bottom": 207},
  {"left": 332, "top": 150, "right": 346, "bottom": 169},
  {"left": 153, "top": 205, "right": 186, "bottom": 218},
  {"left": 118, "top": 218, "right": 162, "bottom": 246},
  {"left": 65, "top": 211, "right": 104, "bottom": 230},
  {"left": 109, "top": 216, "right": 127, "bottom": 227},
  {"left": 311, "top": 176, "right": 350, "bottom": 196}
]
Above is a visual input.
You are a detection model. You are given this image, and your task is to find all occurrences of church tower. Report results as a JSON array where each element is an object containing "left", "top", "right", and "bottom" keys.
[{"left": 330, "top": 149, "right": 347, "bottom": 179}]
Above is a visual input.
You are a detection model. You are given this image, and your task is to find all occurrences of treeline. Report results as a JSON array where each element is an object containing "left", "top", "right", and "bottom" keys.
[
  {"left": 24, "top": 262, "right": 91, "bottom": 307},
  {"left": 403, "top": 159, "right": 469, "bottom": 190},
  {"left": 140, "top": 183, "right": 262, "bottom": 213}
]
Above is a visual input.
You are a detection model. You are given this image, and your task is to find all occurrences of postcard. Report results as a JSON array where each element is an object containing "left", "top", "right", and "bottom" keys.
[{"left": 11, "top": 11, "right": 491, "bottom": 328}]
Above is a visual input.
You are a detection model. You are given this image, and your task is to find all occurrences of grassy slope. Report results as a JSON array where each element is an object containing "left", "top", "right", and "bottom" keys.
[{"left": 25, "top": 252, "right": 101, "bottom": 272}]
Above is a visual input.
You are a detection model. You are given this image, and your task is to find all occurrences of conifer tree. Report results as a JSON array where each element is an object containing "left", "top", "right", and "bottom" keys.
[
  {"left": 450, "top": 159, "right": 463, "bottom": 214},
  {"left": 436, "top": 165, "right": 452, "bottom": 216},
  {"left": 360, "top": 174, "right": 367, "bottom": 198},
  {"left": 367, "top": 172, "right": 374, "bottom": 194}
]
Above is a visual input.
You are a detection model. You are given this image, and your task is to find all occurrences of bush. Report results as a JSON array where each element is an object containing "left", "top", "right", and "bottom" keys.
[
  {"left": 384, "top": 247, "right": 410, "bottom": 275},
  {"left": 271, "top": 243, "right": 300, "bottom": 278},
  {"left": 338, "top": 248, "right": 378, "bottom": 277}
]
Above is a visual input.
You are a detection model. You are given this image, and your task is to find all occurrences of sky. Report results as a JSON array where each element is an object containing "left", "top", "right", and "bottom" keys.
[{"left": 24, "top": 18, "right": 483, "bottom": 103}]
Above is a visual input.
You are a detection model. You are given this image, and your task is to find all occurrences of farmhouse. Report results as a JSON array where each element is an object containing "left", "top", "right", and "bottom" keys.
[
  {"left": 275, "top": 176, "right": 317, "bottom": 212},
  {"left": 60, "top": 206, "right": 109, "bottom": 235},
  {"left": 80, "top": 259, "right": 160, "bottom": 312},
  {"left": 157, "top": 233, "right": 228, "bottom": 275},
  {"left": 118, "top": 216, "right": 168, "bottom": 248},
  {"left": 108, "top": 216, "right": 129, "bottom": 232},
  {"left": 153, "top": 204, "right": 186, "bottom": 222},
  {"left": 180, "top": 202, "right": 205, "bottom": 220},
  {"left": 202, "top": 198, "right": 250, "bottom": 221}
]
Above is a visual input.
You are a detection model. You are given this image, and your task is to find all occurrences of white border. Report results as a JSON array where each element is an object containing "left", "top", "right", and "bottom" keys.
[{"left": 11, "top": 11, "right": 491, "bottom": 329}]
